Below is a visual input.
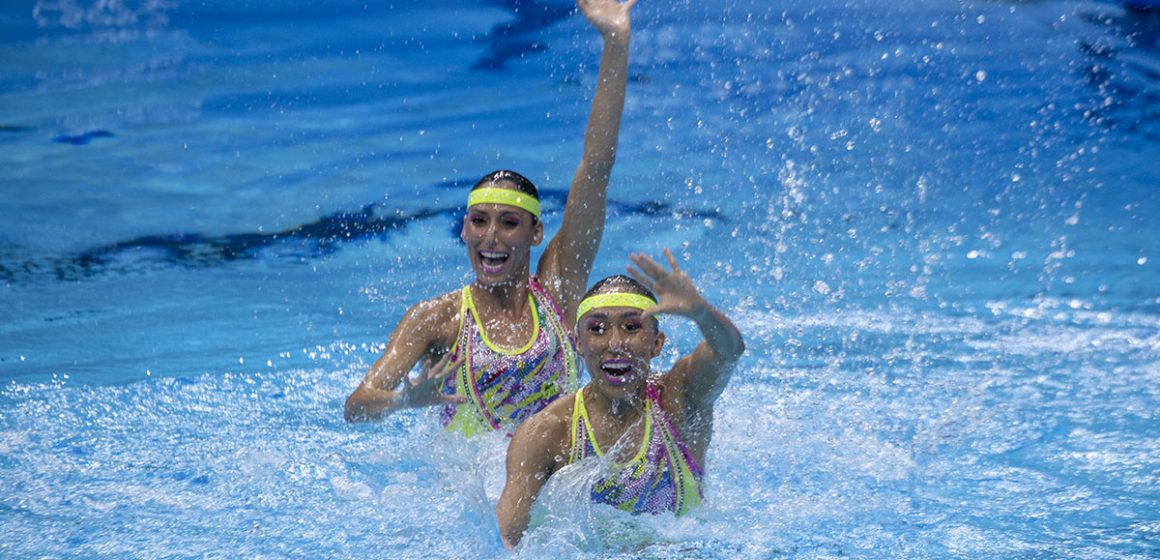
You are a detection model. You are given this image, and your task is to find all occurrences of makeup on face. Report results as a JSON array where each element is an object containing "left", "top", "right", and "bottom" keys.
[
  {"left": 581, "top": 309, "right": 656, "bottom": 386},
  {"left": 463, "top": 205, "right": 536, "bottom": 277}
]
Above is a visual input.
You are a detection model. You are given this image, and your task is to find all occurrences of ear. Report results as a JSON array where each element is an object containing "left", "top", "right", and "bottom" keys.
[
  {"left": 532, "top": 218, "right": 544, "bottom": 246},
  {"left": 650, "top": 331, "right": 666, "bottom": 359}
]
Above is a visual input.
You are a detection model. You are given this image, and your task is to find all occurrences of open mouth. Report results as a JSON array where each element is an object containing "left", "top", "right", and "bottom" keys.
[
  {"left": 478, "top": 250, "right": 509, "bottom": 274},
  {"left": 600, "top": 359, "right": 633, "bottom": 385}
]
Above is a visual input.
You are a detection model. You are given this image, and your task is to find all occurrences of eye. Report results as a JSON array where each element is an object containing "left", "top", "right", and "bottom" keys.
[
  {"left": 585, "top": 319, "right": 606, "bottom": 335},
  {"left": 469, "top": 213, "right": 487, "bottom": 226},
  {"left": 623, "top": 320, "right": 643, "bottom": 332},
  {"left": 501, "top": 216, "right": 521, "bottom": 228}
]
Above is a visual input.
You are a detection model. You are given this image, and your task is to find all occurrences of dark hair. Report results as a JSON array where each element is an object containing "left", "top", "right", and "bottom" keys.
[
  {"left": 583, "top": 274, "right": 657, "bottom": 302},
  {"left": 472, "top": 170, "right": 540, "bottom": 200}
]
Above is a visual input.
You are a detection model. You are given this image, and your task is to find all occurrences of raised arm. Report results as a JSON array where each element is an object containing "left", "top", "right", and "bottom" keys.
[
  {"left": 343, "top": 297, "right": 464, "bottom": 422},
  {"left": 539, "top": 0, "right": 638, "bottom": 315},
  {"left": 496, "top": 408, "right": 570, "bottom": 549},
  {"left": 628, "top": 249, "right": 745, "bottom": 411}
]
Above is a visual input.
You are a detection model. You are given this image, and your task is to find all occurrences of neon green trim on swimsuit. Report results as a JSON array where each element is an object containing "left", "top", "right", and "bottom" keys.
[
  {"left": 463, "top": 285, "right": 540, "bottom": 355},
  {"left": 443, "top": 278, "right": 579, "bottom": 437},
  {"left": 572, "top": 389, "right": 650, "bottom": 464}
]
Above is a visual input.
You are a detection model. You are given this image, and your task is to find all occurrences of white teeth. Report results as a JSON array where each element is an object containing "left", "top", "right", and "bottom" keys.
[
  {"left": 480, "top": 251, "right": 508, "bottom": 259},
  {"left": 603, "top": 363, "right": 630, "bottom": 373}
]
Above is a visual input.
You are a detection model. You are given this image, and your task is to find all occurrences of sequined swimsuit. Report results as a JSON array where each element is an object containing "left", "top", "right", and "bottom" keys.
[
  {"left": 569, "top": 383, "right": 704, "bottom": 515},
  {"left": 441, "top": 277, "right": 579, "bottom": 436}
]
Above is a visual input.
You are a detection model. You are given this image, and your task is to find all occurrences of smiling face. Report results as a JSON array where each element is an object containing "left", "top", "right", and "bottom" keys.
[
  {"left": 461, "top": 186, "right": 543, "bottom": 285},
  {"left": 578, "top": 306, "right": 665, "bottom": 398}
]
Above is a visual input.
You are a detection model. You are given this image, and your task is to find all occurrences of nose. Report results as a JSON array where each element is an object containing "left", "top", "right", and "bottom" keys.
[
  {"left": 607, "top": 328, "right": 626, "bottom": 352},
  {"left": 482, "top": 222, "right": 499, "bottom": 246}
]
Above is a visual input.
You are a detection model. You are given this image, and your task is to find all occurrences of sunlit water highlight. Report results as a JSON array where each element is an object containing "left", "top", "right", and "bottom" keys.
[{"left": 1, "top": 0, "right": 1158, "bottom": 558}]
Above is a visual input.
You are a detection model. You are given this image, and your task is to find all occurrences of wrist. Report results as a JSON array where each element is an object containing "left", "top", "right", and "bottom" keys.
[{"left": 601, "top": 28, "right": 630, "bottom": 46}]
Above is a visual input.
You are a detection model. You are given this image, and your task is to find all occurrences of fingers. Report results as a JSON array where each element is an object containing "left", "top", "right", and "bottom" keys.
[
  {"left": 662, "top": 247, "right": 681, "bottom": 274},
  {"left": 629, "top": 251, "right": 664, "bottom": 280},
  {"left": 431, "top": 353, "right": 459, "bottom": 382},
  {"left": 626, "top": 263, "right": 654, "bottom": 291},
  {"left": 440, "top": 391, "right": 469, "bottom": 405}
]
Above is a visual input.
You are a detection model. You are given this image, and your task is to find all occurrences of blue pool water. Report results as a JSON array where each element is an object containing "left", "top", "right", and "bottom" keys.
[{"left": 2, "top": 0, "right": 1158, "bottom": 557}]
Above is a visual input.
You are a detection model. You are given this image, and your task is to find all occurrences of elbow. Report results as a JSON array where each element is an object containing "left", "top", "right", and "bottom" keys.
[
  {"left": 343, "top": 391, "right": 371, "bottom": 423},
  {"left": 343, "top": 401, "right": 361, "bottom": 423},
  {"left": 722, "top": 336, "right": 746, "bottom": 366}
]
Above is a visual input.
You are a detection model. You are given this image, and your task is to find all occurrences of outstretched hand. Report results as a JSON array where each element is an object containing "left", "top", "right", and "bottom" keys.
[
  {"left": 401, "top": 351, "right": 468, "bottom": 408},
  {"left": 578, "top": 0, "right": 637, "bottom": 38},
  {"left": 628, "top": 248, "right": 708, "bottom": 322}
]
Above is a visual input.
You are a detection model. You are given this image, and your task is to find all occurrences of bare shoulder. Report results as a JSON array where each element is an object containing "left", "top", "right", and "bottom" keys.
[
  {"left": 517, "top": 393, "right": 574, "bottom": 440},
  {"left": 655, "top": 363, "right": 698, "bottom": 421},
  {"left": 510, "top": 392, "right": 575, "bottom": 463},
  {"left": 399, "top": 289, "right": 463, "bottom": 348}
]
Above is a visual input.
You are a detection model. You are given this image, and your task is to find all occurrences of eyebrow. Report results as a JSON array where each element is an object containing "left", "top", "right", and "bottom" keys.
[
  {"left": 585, "top": 310, "right": 644, "bottom": 321},
  {"left": 468, "top": 208, "right": 526, "bottom": 218}
]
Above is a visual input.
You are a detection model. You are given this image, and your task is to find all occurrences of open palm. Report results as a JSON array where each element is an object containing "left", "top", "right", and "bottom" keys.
[{"left": 578, "top": 0, "right": 637, "bottom": 37}]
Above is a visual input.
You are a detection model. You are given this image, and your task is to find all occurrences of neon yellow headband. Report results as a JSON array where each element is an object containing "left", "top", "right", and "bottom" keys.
[
  {"left": 467, "top": 188, "right": 541, "bottom": 218},
  {"left": 576, "top": 293, "right": 657, "bottom": 320}
]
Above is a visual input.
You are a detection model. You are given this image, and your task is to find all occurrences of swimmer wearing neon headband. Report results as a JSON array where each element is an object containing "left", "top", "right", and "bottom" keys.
[
  {"left": 345, "top": 0, "right": 641, "bottom": 436},
  {"left": 498, "top": 248, "right": 746, "bottom": 549},
  {"left": 467, "top": 186, "right": 542, "bottom": 219}
]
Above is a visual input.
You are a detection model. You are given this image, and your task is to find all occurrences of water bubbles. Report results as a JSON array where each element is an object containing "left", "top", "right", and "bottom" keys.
[
  {"left": 975, "top": 70, "right": 987, "bottom": 82},
  {"left": 813, "top": 280, "right": 832, "bottom": 295},
  {"left": 1138, "top": 257, "right": 1148, "bottom": 266}
]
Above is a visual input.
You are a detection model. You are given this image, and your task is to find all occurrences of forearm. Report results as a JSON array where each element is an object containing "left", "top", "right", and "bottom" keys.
[
  {"left": 545, "top": 28, "right": 632, "bottom": 296},
  {"left": 497, "top": 495, "right": 533, "bottom": 550},
  {"left": 690, "top": 302, "right": 745, "bottom": 364},
  {"left": 343, "top": 384, "right": 408, "bottom": 423},
  {"left": 579, "top": 30, "right": 631, "bottom": 180}
]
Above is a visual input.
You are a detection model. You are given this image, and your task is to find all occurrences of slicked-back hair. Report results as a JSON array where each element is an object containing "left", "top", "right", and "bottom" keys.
[
  {"left": 583, "top": 274, "right": 657, "bottom": 302},
  {"left": 472, "top": 170, "right": 540, "bottom": 199},
  {"left": 582, "top": 274, "right": 660, "bottom": 329}
]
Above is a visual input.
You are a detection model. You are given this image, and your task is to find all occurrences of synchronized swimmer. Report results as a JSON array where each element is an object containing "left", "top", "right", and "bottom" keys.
[
  {"left": 344, "top": 0, "right": 639, "bottom": 437},
  {"left": 344, "top": 0, "right": 745, "bottom": 549},
  {"left": 497, "top": 249, "right": 744, "bottom": 548}
]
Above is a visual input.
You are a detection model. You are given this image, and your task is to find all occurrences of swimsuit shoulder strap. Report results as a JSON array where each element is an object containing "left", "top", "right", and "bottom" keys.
[
  {"left": 528, "top": 276, "right": 568, "bottom": 328},
  {"left": 570, "top": 389, "right": 603, "bottom": 461},
  {"left": 446, "top": 286, "right": 473, "bottom": 360}
]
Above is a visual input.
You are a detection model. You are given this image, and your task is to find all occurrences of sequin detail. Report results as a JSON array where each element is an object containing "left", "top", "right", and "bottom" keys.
[{"left": 441, "top": 278, "right": 579, "bottom": 436}]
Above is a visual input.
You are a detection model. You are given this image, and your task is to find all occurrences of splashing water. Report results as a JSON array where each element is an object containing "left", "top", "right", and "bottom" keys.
[{"left": 2, "top": 0, "right": 1158, "bottom": 558}]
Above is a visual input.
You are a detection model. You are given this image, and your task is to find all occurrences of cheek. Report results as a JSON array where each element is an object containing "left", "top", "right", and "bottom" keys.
[
  {"left": 500, "top": 229, "right": 533, "bottom": 248},
  {"left": 578, "top": 334, "right": 604, "bottom": 358},
  {"left": 461, "top": 223, "right": 483, "bottom": 242}
]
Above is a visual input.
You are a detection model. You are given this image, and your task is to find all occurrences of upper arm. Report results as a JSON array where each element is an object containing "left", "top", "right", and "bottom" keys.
[
  {"left": 666, "top": 335, "right": 745, "bottom": 416},
  {"left": 537, "top": 33, "right": 632, "bottom": 313},
  {"left": 361, "top": 300, "right": 454, "bottom": 390},
  {"left": 496, "top": 408, "right": 568, "bottom": 549}
]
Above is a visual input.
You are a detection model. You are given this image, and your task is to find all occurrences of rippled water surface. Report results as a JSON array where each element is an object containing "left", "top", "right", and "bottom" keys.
[{"left": 1, "top": 0, "right": 1158, "bottom": 558}]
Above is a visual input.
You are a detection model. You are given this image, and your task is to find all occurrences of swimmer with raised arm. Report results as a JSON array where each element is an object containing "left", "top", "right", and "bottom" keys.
[
  {"left": 496, "top": 249, "right": 745, "bottom": 549},
  {"left": 344, "top": 0, "right": 640, "bottom": 435}
]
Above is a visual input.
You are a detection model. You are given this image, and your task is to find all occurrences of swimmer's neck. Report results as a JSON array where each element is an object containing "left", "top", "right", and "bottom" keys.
[
  {"left": 470, "top": 277, "right": 530, "bottom": 312},
  {"left": 586, "top": 384, "right": 647, "bottom": 421}
]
